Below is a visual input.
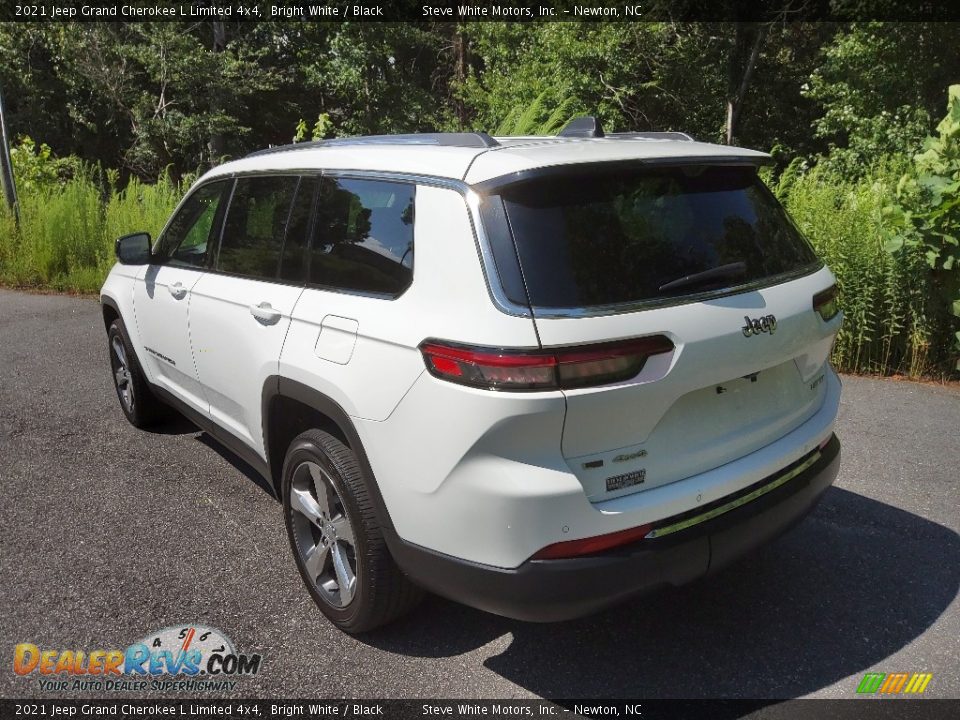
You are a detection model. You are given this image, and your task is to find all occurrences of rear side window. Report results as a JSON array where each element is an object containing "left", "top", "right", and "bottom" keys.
[
  {"left": 309, "top": 178, "right": 414, "bottom": 296},
  {"left": 495, "top": 165, "right": 820, "bottom": 309},
  {"left": 218, "top": 176, "right": 300, "bottom": 280},
  {"left": 156, "top": 181, "right": 230, "bottom": 268}
]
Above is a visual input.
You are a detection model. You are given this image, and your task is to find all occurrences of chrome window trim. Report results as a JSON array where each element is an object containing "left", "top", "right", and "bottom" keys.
[
  {"left": 463, "top": 189, "right": 533, "bottom": 318},
  {"left": 528, "top": 263, "right": 824, "bottom": 319}
]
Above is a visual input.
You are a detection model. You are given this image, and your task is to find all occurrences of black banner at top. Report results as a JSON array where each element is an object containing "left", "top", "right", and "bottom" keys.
[{"left": 3, "top": 0, "right": 960, "bottom": 23}]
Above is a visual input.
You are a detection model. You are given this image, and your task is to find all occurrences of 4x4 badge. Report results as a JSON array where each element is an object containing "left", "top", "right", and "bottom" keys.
[{"left": 742, "top": 314, "right": 777, "bottom": 337}]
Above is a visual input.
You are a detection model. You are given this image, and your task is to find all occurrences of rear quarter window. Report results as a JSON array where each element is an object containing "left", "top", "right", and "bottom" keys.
[{"left": 308, "top": 178, "right": 415, "bottom": 297}]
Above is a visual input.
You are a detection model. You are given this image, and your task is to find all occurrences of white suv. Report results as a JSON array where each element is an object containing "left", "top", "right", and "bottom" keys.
[{"left": 100, "top": 119, "right": 842, "bottom": 632}]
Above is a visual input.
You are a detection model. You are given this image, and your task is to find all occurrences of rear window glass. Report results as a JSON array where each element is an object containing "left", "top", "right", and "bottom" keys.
[{"left": 496, "top": 165, "right": 819, "bottom": 309}]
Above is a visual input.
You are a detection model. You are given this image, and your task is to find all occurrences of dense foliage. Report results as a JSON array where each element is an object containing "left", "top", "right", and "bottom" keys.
[{"left": 0, "top": 20, "right": 958, "bottom": 376}]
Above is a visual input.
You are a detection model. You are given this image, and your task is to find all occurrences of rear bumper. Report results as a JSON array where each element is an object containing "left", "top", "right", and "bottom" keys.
[{"left": 391, "top": 434, "right": 840, "bottom": 622}]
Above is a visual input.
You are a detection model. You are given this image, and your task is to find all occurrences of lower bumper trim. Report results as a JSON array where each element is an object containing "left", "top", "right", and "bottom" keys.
[{"left": 646, "top": 447, "right": 823, "bottom": 539}]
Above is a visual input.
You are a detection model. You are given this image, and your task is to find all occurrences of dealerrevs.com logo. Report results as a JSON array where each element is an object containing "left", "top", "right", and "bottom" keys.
[
  {"left": 13, "top": 625, "right": 262, "bottom": 692},
  {"left": 856, "top": 672, "right": 933, "bottom": 695}
]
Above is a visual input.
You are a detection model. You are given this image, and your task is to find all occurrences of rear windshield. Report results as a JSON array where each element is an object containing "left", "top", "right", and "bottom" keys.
[{"left": 493, "top": 165, "right": 820, "bottom": 309}]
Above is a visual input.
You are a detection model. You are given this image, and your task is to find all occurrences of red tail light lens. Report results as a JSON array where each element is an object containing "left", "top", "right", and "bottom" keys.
[
  {"left": 420, "top": 336, "right": 674, "bottom": 391},
  {"left": 531, "top": 524, "right": 653, "bottom": 560},
  {"left": 813, "top": 284, "right": 839, "bottom": 321},
  {"left": 421, "top": 344, "right": 556, "bottom": 390}
]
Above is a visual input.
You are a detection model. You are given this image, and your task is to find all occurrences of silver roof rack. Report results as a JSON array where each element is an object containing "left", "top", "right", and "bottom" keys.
[
  {"left": 607, "top": 131, "right": 695, "bottom": 142},
  {"left": 246, "top": 132, "right": 500, "bottom": 158}
]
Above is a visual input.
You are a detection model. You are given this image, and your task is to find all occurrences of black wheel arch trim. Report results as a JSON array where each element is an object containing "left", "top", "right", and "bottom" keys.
[
  {"left": 138, "top": 374, "right": 398, "bottom": 550},
  {"left": 100, "top": 294, "right": 122, "bottom": 329},
  {"left": 100, "top": 294, "right": 148, "bottom": 381},
  {"left": 261, "top": 376, "right": 400, "bottom": 543}
]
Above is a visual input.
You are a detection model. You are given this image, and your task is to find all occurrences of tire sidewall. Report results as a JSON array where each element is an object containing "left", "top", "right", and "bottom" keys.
[
  {"left": 107, "top": 321, "right": 139, "bottom": 424},
  {"left": 282, "top": 436, "right": 369, "bottom": 628}
]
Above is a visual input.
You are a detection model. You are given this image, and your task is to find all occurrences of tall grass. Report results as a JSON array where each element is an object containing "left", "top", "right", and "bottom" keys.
[
  {"left": 781, "top": 164, "right": 950, "bottom": 377},
  {"left": 0, "top": 172, "right": 179, "bottom": 293}
]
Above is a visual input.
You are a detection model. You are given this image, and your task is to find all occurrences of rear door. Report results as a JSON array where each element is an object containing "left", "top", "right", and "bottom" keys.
[
  {"left": 485, "top": 164, "right": 842, "bottom": 500},
  {"left": 188, "top": 175, "right": 313, "bottom": 455},
  {"left": 133, "top": 180, "right": 232, "bottom": 414},
  {"left": 281, "top": 175, "right": 422, "bottom": 422}
]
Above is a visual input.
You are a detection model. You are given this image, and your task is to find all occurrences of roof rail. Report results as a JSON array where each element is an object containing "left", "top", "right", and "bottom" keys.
[
  {"left": 246, "top": 132, "right": 500, "bottom": 158},
  {"left": 556, "top": 116, "right": 693, "bottom": 142},
  {"left": 608, "top": 131, "right": 695, "bottom": 142}
]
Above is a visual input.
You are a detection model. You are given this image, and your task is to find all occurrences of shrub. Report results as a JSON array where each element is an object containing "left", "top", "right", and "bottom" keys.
[
  {"left": 883, "top": 84, "right": 960, "bottom": 370},
  {"left": 0, "top": 145, "right": 180, "bottom": 293},
  {"left": 783, "top": 163, "right": 951, "bottom": 377}
]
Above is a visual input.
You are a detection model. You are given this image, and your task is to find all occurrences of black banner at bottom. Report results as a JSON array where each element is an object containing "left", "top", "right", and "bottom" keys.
[{"left": 2, "top": 699, "right": 958, "bottom": 720}]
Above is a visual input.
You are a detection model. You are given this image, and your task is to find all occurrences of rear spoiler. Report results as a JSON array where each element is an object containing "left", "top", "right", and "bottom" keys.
[{"left": 471, "top": 156, "right": 774, "bottom": 195}]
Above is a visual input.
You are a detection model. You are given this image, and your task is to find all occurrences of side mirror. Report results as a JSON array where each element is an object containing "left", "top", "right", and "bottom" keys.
[{"left": 115, "top": 232, "right": 152, "bottom": 265}]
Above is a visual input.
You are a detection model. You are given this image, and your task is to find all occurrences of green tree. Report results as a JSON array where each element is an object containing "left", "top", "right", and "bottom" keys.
[
  {"left": 292, "top": 23, "right": 452, "bottom": 138},
  {"left": 457, "top": 21, "right": 830, "bottom": 157},
  {"left": 805, "top": 22, "right": 960, "bottom": 177},
  {"left": 1, "top": 22, "right": 286, "bottom": 179}
]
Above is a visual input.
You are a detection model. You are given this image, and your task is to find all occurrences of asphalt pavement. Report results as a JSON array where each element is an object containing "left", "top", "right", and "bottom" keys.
[{"left": 1, "top": 287, "right": 958, "bottom": 701}]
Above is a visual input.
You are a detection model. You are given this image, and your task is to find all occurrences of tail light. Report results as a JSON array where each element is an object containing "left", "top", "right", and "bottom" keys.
[
  {"left": 531, "top": 524, "right": 653, "bottom": 560},
  {"left": 813, "top": 285, "right": 839, "bottom": 321},
  {"left": 420, "top": 336, "right": 674, "bottom": 391}
]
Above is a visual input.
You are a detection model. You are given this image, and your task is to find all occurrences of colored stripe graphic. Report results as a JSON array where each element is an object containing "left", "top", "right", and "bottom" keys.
[
  {"left": 857, "top": 672, "right": 932, "bottom": 694},
  {"left": 904, "top": 673, "right": 933, "bottom": 694},
  {"left": 857, "top": 673, "right": 885, "bottom": 694},
  {"left": 880, "top": 673, "right": 909, "bottom": 693}
]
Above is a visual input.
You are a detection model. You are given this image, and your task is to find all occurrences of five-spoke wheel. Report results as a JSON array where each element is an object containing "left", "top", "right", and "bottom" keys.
[
  {"left": 290, "top": 460, "right": 358, "bottom": 607},
  {"left": 282, "top": 429, "right": 422, "bottom": 632},
  {"left": 111, "top": 335, "right": 134, "bottom": 413},
  {"left": 106, "top": 318, "right": 164, "bottom": 427}
]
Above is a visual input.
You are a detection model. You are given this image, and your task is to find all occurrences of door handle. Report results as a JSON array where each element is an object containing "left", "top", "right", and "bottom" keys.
[
  {"left": 249, "top": 302, "right": 282, "bottom": 324},
  {"left": 168, "top": 281, "right": 187, "bottom": 299}
]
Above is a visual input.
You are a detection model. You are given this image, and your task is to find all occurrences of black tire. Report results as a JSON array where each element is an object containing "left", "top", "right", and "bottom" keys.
[
  {"left": 107, "top": 318, "right": 166, "bottom": 428},
  {"left": 282, "top": 429, "right": 422, "bottom": 633}
]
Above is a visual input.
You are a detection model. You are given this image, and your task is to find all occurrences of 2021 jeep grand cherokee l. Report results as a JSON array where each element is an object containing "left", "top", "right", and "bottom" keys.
[{"left": 100, "top": 119, "right": 842, "bottom": 632}]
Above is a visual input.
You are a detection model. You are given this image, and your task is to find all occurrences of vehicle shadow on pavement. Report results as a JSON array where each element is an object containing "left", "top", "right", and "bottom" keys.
[
  {"left": 362, "top": 487, "right": 960, "bottom": 700},
  {"left": 142, "top": 414, "right": 198, "bottom": 436},
  {"left": 139, "top": 414, "right": 277, "bottom": 497},
  {"left": 194, "top": 433, "right": 276, "bottom": 498}
]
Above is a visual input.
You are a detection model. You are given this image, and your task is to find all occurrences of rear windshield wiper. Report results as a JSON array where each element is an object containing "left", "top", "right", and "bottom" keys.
[{"left": 658, "top": 262, "right": 747, "bottom": 294}]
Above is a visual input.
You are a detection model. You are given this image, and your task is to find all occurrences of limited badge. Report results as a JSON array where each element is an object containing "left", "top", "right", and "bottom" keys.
[{"left": 612, "top": 449, "right": 647, "bottom": 463}]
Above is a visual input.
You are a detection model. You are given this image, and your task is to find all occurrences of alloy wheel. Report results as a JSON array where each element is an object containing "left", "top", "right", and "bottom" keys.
[
  {"left": 289, "top": 460, "right": 358, "bottom": 608},
  {"left": 111, "top": 336, "right": 134, "bottom": 412}
]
